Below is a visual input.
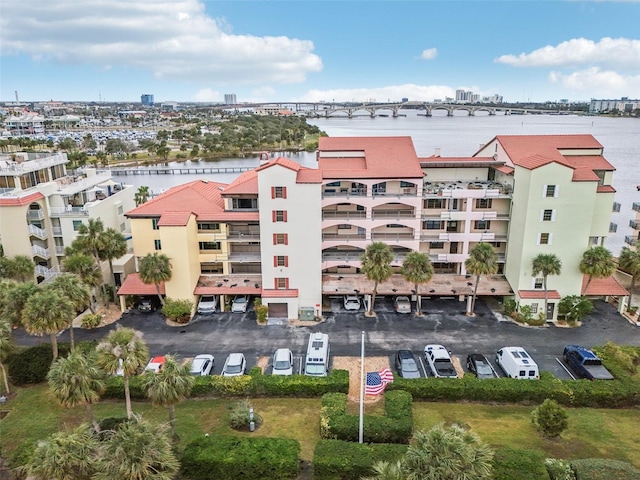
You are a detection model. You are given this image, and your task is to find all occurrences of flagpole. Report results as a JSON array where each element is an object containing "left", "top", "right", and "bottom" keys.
[{"left": 359, "top": 330, "right": 364, "bottom": 444}]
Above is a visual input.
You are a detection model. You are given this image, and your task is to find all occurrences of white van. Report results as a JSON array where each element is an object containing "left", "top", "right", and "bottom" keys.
[
  {"left": 304, "top": 333, "right": 330, "bottom": 377},
  {"left": 496, "top": 347, "right": 539, "bottom": 380}
]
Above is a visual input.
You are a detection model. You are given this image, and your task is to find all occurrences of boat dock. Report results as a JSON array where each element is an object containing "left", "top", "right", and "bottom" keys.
[{"left": 109, "top": 166, "right": 255, "bottom": 176}]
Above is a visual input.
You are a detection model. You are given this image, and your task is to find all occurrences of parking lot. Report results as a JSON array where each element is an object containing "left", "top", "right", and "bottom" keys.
[{"left": 14, "top": 298, "right": 640, "bottom": 380}]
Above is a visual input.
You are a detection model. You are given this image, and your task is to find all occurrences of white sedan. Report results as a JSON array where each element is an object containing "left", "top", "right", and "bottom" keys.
[{"left": 190, "top": 354, "right": 214, "bottom": 376}]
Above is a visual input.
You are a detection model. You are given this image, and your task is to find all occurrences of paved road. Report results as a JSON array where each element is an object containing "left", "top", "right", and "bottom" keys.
[{"left": 13, "top": 299, "right": 639, "bottom": 378}]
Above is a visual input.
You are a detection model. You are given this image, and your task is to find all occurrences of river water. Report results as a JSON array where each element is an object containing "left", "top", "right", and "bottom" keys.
[{"left": 116, "top": 111, "right": 639, "bottom": 255}]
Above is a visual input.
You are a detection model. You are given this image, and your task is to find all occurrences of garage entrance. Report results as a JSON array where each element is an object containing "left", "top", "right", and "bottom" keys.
[{"left": 268, "top": 303, "right": 288, "bottom": 318}]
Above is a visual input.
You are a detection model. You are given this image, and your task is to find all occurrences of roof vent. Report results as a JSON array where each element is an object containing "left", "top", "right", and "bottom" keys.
[{"left": 434, "top": 147, "right": 441, "bottom": 157}]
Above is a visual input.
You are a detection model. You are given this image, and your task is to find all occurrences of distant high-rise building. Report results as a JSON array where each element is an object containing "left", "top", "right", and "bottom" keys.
[
  {"left": 141, "top": 94, "right": 154, "bottom": 106},
  {"left": 224, "top": 94, "right": 237, "bottom": 105}
]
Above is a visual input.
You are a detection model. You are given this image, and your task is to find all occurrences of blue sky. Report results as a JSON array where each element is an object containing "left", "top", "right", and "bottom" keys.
[{"left": 1, "top": 1, "right": 639, "bottom": 103}]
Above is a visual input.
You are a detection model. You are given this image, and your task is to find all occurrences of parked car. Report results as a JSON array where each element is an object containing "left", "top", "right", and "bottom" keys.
[
  {"left": 231, "top": 296, "right": 249, "bottom": 313},
  {"left": 138, "top": 298, "right": 154, "bottom": 312},
  {"left": 395, "top": 349, "right": 421, "bottom": 378},
  {"left": 272, "top": 348, "right": 294, "bottom": 376},
  {"left": 197, "top": 295, "right": 217, "bottom": 314},
  {"left": 466, "top": 353, "right": 497, "bottom": 379},
  {"left": 394, "top": 296, "right": 412, "bottom": 314},
  {"left": 343, "top": 295, "right": 361, "bottom": 311},
  {"left": 495, "top": 346, "right": 539, "bottom": 380},
  {"left": 190, "top": 354, "right": 214, "bottom": 376},
  {"left": 424, "top": 344, "right": 458, "bottom": 378},
  {"left": 222, "top": 353, "right": 246, "bottom": 377},
  {"left": 145, "top": 355, "right": 166, "bottom": 373},
  {"left": 563, "top": 345, "right": 614, "bottom": 380}
]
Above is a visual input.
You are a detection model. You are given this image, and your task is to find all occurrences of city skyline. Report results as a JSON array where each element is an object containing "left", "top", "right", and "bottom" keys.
[{"left": 1, "top": 1, "right": 639, "bottom": 104}]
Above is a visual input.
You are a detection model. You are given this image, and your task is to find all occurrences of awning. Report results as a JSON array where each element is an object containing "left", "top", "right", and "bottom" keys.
[
  {"left": 262, "top": 289, "right": 299, "bottom": 298},
  {"left": 581, "top": 275, "right": 628, "bottom": 297},
  {"left": 518, "top": 290, "right": 561, "bottom": 300},
  {"left": 194, "top": 285, "right": 262, "bottom": 295},
  {"left": 117, "top": 273, "right": 165, "bottom": 296}
]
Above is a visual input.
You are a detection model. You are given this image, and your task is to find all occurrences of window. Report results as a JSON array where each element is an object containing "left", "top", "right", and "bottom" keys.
[
  {"left": 117, "top": 206, "right": 123, "bottom": 215},
  {"left": 154, "top": 239, "right": 162, "bottom": 250},
  {"left": 326, "top": 181, "right": 340, "bottom": 187},
  {"left": 400, "top": 181, "right": 413, "bottom": 188},
  {"left": 72, "top": 220, "right": 83, "bottom": 231},
  {"left": 272, "top": 210, "right": 287, "bottom": 222},
  {"left": 232, "top": 198, "right": 258, "bottom": 209},
  {"left": 274, "top": 255, "right": 288, "bottom": 267},
  {"left": 272, "top": 186, "right": 287, "bottom": 199},
  {"left": 152, "top": 218, "right": 160, "bottom": 230},
  {"left": 198, "top": 222, "right": 220, "bottom": 231},
  {"left": 275, "top": 277, "right": 289, "bottom": 289},
  {"left": 424, "top": 220, "right": 443, "bottom": 230},
  {"left": 490, "top": 242, "right": 502, "bottom": 248},
  {"left": 337, "top": 224, "right": 351, "bottom": 230},
  {"left": 541, "top": 209, "right": 555, "bottom": 222},
  {"left": 519, "top": 370, "right": 526, "bottom": 377},
  {"left": 425, "top": 199, "right": 445, "bottom": 209},
  {"left": 273, "top": 233, "right": 288, "bottom": 245},
  {"left": 544, "top": 185, "right": 557, "bottom": 198},
  {"left": 474, "top": 220, "right": 491, "bottom": 230},
  {"left": 538, "top": 233, "right": 551, "bottom": 245},
  {"left": 198, "top": 241, "right": 221, "bottom": 250},
  {"left": 531, "top": 303, "right": 538, "bottom": 313},
  {"left": 430, "top": 242, "right": 444, "bottom": 249},
  {"left": 120, "top": 223, "right": 126, "bottom": 232},
  {"left": 388, "top": 224, "right": 404, "bottom": 228},
  {"left": 475, "top": 198, "right": 493, "bottom": 209}
]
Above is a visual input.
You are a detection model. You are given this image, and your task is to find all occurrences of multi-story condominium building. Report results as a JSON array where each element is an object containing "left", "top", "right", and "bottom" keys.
[
  {"left": 3, "top": 114, "right": 45, "bottom": 136},
  {"left": 121, "top": 135, "right": 627, "bottom": 320},
  {"left": 0, "top": 152, "right": 136, "bottom": 283},
  {"left": 589, "top": 97, "right": 640, "bottom": 114},
  {"left": 224, "top": 94, "right": 237, "bottom": 105},
  {"left": 627, "top": 200, "right": 640, "bottom": 251}
]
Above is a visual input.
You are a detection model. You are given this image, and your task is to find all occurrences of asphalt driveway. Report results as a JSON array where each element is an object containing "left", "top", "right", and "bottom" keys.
[{"left": 13, "top": 299, "right": 639, "bottom": 378}]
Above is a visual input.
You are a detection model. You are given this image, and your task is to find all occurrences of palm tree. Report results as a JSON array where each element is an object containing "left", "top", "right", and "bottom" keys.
[
  {"left": 580, "top": 246, "right": 616, "bottom": 291},
  {"left": 402, "top": 251, "right": 434, "bottom": 316},
  {"left": 0, "top": 319, "right": 14, "bottom": 394},
  {"left": 63, "top": 253, "right": 102, "bottom": 312},
  {"left": 361, "top": 242, "right": 394, "bottom": 316},
  {"left": 402, "top": 424, "right": 494, "bottom": 480},
  {"left": 134, "top": 185, "right": 151, "bottom": 207},
  {"left": 139, "top": 252, "right": 172, "bottom": 306},
  {"left": 93, "top": 415, "right": 179, "bottom": 480},
  {"left": 531, "top": 253, "right": 562, "bottom": 320},
  {"left": 96, "top": 327, "right": 149, "bottom": 419},
  {"left": 76, "top": 218, "right": 105, "bottom": 262},
  {"left": 141, "top": 355, "right": 195, "bottom": 438},
  {"left": 0, "top": 280, "right": 38, "bottom": 328},
  {"left": 49, "top": 273, "right": 91, "bottom": 349},
  {"left": 2, "top": 255, "right": 35, "bottom": 282},
  {"left": 47, "top": 351, "right": 105, "bottom": 431},
  {"left": 465, "top": 243, "right": 498, "bottom": 316},
  {"left": 22, "top": 286, "right": 75, "bottom": 361},
  {"left": 362, "top": 460, "right": 404, "bottom": 480},
  {"left": 22, "top": 424, "right": 99, "bottom": 480},
  {"left": 619, "top": 247, "right": 640, "bottom": 311},
  {"left": 98, "top": 228, "right": 128, "bottom": 303}
]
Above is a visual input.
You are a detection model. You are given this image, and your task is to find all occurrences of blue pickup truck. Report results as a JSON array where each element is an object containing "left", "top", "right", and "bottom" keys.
[{"left": 563, "top": 345, "right": 614, "bottom": 380}]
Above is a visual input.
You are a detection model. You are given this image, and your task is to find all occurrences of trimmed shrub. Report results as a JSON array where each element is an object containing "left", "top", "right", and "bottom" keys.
[
  {"left": 545, "top": 458, "right": 575, "bottom": 480},
  {"left": 313, "top": 439, "right": 407, "bottom": 480},
  {"left": 180, "top": 435, "right": 300, "bottom": 480},
  {"left": 7, "top": 343, "right": 71, "bottom": 385},
  {"left": 81, "top": 313, "right": 102, "bottom": 329},
  {"left": 570, "top": 459, "right": 640, "bottom": 480},
  {"left": 531, "top": 399, "right": 569, "bottom": 438},
  {"left": 493, "top": 448, "right": 550, "bottom": 480},
  {"left": 229, "top": 399, "right": 262, "bottom": 430},
  {"left": 320, "top": 390, "right": 413, "bottom": 443},
  {"left": 161, "top": 297, "right": 193, "bottom": 323}
]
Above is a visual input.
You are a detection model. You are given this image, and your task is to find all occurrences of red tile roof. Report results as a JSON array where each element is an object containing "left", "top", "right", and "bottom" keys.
[
  {"left": 518, "top": 290, "right": 561, "bottom": 300},
  {"left": 572, "top": 168, "right": 601, "bottom": 182},
  {"left": 262, "top": 288, "right": 299, "bottom": 298},
  {"left": 0, "top": 191, "right": 44, "bottom": 206},
  {"left": 318, "top": 137, "right": 424, "bottom": 179},
  {"left": 222, "top": 170, "right": 258, "bottom": 195},
  {"left": 194, "top": 285, "right": 262, "bottom": 295},
  {"left": 597, "top": 185, "right": 616, "bottom": 193},
  {"left": 254, "top": 157, "right": 323, "bottom": 183},
  {"left": 581, "top": 275, "right": 628, "bottom": 296},
  {"left": 117, "top": 273, "right": 165, "bottom": 295},
  {"left": 157, "top": 211, "right": 193, "bottom": 227}
]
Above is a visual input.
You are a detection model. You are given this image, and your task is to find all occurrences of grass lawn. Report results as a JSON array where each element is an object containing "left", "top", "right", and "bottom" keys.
[{"left": 2, "top": 386, "right": 639, "bottom": 468}]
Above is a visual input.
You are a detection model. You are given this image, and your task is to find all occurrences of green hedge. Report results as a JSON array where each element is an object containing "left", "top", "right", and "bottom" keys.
[
  {"left": 570, "top": 459, "right": 640, "bottom": 480},
  {"left": 492, "top": 448, "right": 550, "bottom": 480},
  {"left": 387, "top": 371, "right": 640, "bottom": 408},
  {"left": 313, "top": 439, "right": 407, "bottom": 480},
  {"left": 7, "top": 343, "right": 71, "bottom": 385},
  {"left": 180, "top": 435, "right": 300, "bottom": 480},
  {"left": 320, "top": 390, "right": 413, "bottom": 444},
  {"left": 101, "top": 368, "right": 349, "bottom": 400}
]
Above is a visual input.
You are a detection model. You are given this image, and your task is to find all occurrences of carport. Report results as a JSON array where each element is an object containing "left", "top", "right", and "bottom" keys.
[
  {"left": 581, "top": 275, "right": 629, "bottom": 314},
  {"left": 194, "top": 274, "right": 262, "bottom": 312},
  {"left": 116, "top": 273, "right": 165, "bottom": 312}
]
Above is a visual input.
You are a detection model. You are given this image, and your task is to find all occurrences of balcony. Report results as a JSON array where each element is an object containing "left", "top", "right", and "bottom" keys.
[
  {"left": 35, "top": 264, "right": 60, "bottom": 281},
  {"left": 52, "top": 226, "right": 63, "bottom": 236},
  {"left": 322, "top": 233, "right": 367, "bottom": 241},
  {"left": 55, "top": 246, "right": 65, "bottom": 256},
  {"left": 28, "top": 224, "right": 47, "bottom": 240},
  {"left": 629, "top": 220, "right": 640, "bottom": 230},
  {"left": 625, "top": 235, "right": 638, "bottom": 246},
  {"left": 370, "top": 232, "right": 415, "bottom": 241},
  {"left": 372, "top": 188, "right": 417, "bottom": 197},
  {"left": 322, "top": 250, "right": 409, "bottom": 265},
  {"left": 32, "top": 245, "right": 51, "bottom": 259},
  {"left": 322, "top": 188, "right": 367, "bottom": 198},
  {"left": 227, "top": 251, "right": 261, "bottom": 262},
  {"left": 322, "top": 211, "right": 367, "bottom": 220},
  {"left": 423, "top": 181, "right": 512, "bottom": 198},
  {"left": 633, "top": 202, "right": 640, "bottom": 212},
  {"left": 227, "top": 231, "right": 261, "bottom": 241},
  {"left": 49, "top": 205, "right": 89, "bottom": 217},
  {"left": 27, "top": 210, "right": 44, "bottom": 221},
  {"left": 371, "top": 209, "right": 415, "bottom": 220}
]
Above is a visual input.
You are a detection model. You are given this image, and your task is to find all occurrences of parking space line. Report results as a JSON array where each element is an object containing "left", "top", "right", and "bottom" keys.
[
  {"left": 418, "top": 356, "right": 428, "bottom": 378},
  {"left": 555, "top": 357, "right": 576, "bottom": 380}
]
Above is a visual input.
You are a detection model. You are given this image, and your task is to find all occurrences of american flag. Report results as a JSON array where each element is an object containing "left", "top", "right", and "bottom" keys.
[{"left": 365, "top": 368, "right": 395, "bottom": 396}]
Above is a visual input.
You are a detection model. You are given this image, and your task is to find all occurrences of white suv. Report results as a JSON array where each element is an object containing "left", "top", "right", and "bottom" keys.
[
  {"left": 231, "top": 296, "right": 249, "bottom": 313},
  {"left": 343, "top": 295, "right": 361, "bottom": 311}
]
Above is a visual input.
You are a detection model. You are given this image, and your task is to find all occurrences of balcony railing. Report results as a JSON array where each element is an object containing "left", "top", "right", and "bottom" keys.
[
  {"left": 371, "top": 232, "right": 415, "bottom": 241},
  {"left": 28, "top": 224, "right": 47, "bottom": 239},
  {"left": 49, "top": 205, "right": 89, "bottom": 217},
  {"left": 322, "top": 189, "right": 367, "bottom": 198},
  {"left": 322, "top": 251, "right": 409, "bottom": 264},
  {"left": 227, "top": 252, "right": 261, "bottom": 261},
  {"left": 52, "top": 226, "right": 63, "bottom": 236},
  {"left": 423, "top": 181, "right": 511, "bottom": 197},
  {"left": 322, "top": 233, "right": 367, "bottom": 241},
  {"left": 371, "top": 210, "right": 415, "bottom": 219},
  {"left": 35, "top": 265, "right": 61, "bottom": 281},
  {"left": 372, "top": 188, "right": 417, "bottom": 197},
  {"left": 625, "top": 235, "right": 638, "bottom": 246},
  {"left": 26, "top": 210, "right": 44, "bottom": 221},
  {"left": 227, "top": 231, "right": 261, "bottom": 241},
  {"left": 629, "top": 220, "right": 640, "bottom": 230},
  {"left": 55, "top": 246, "right": 65, "bottom": 256},
  {"left": 32, "top": 245, "right": 51, "bottom": 259},
  {"left": 322, "top": 211, "right": 367, "bottom": 220}
]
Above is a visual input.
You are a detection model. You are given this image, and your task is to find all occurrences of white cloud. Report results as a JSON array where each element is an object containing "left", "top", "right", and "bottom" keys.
[
  {"left": 549, "top": 67, "right": 640, "bottom": 97},
  {"left": 495, "top": 37, "right": 640, "bottom": 70},
  {"left": 419, "top": 48, "right": 438, "bottom": 60},
  {"left": 0, "top": 0, "right": 322, "bottom": 85},
  {"left": 193, "top": 88, "right": 220, "bottom": 102},
  {"left": 298, "top": 84, "right": 456, "bottom": 103}
]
